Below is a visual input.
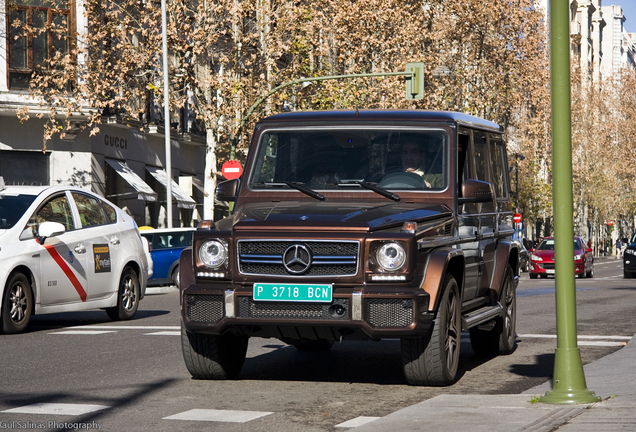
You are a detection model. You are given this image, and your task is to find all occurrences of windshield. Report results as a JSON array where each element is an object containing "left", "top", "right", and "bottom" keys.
[
  {"left": 0, "top": 194, "right": 37, "bottom": 229},
  {"left": 249, "top": 128, "right": 448, "bottom": 191},
  {"left": 537, "top": 239, "right": 583, "bottom": 251}
]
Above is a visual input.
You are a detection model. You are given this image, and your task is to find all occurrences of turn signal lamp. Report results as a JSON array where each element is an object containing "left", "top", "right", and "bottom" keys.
[{"left": 401, "top": 221, "right": 417, "bottom": 233}]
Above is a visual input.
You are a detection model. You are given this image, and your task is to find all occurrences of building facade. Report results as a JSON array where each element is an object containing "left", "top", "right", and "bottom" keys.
[{"left": 0, "top": 0, "right": 208, "bottom": 228}]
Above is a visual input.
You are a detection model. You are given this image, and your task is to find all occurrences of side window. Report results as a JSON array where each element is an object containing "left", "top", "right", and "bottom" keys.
[
  {"left": 252, "top": 134, "right": 279, "bottom": 184},
  {"left": 154, "top": 234, "right": 169, "bottom": 250},
  {"left": 472, "top": 132, "right": 489, "bottom": 182},
  {"left": 488, "top": 136, "right": 507, "bottom": 198},
  {"left": 101, "top": 201, "right": 117, "bottom": 223},
  {"left": 458, "top": 130, "right": 471, "bottom": 186},
  {"left": 72, "top": 193, "right": 107, "bottom": 228},
  {"left": 21, "top": 194, "right": 74, "bottom": 239}
]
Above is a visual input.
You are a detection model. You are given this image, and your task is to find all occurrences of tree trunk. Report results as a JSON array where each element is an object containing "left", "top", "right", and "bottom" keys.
[{"left": 203, "top": 127, "right": 217, "bottom": 221}]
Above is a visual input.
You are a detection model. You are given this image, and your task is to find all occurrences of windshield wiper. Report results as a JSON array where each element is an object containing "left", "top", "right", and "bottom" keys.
[
  {"left": 283, "top": 181, "right": 324, "bottom": 201},
  {"left": 256, "top": 181, "right": 324, "bottom": 201},
  {"left": 337, "top": 181, "right": 400, "bottom": 201}
]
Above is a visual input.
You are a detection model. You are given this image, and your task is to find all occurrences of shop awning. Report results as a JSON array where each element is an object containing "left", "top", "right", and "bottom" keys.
[
  {"left": 105, "top": 159, "right": 157, "bottom": 202},
  {"left": 146, "top": 167, "right": 197, "bottom": 209}
]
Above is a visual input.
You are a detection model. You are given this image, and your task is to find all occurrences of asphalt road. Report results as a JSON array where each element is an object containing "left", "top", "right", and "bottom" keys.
[{"left": 1, "top": 257, "right": 634, "bottom": 431}]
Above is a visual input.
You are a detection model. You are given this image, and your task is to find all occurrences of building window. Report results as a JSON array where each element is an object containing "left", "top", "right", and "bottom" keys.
[{"left": 7, "top": 0, "right": 72, "bottom": 89}]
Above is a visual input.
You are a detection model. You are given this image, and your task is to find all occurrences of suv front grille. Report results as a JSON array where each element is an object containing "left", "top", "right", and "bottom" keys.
[
  {"left": 237, "top": 240, "right": 359, "bottom": 277},
  {"left": 238, "top": 297, "right": 350, "bottom": 320},
  {"left": 365, "top": 298, "right": 414, "bottom": 327},
  {"left": 185, "top": 294, "right": 225, "bottom": 323}
]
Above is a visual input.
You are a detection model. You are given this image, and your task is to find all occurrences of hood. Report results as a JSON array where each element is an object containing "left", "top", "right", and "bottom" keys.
[{"left": 226, "top": 201, "right": 452, "bottom": 232}]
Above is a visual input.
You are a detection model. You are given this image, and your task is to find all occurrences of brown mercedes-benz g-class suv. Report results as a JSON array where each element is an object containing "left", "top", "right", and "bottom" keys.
[{"left": 180, "top": 110, "right": 519, "bottom": 386}]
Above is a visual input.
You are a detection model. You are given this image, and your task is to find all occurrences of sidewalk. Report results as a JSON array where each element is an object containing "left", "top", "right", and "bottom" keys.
[{"left": 354, "top": 336, "right": 636, "bottom": 431}]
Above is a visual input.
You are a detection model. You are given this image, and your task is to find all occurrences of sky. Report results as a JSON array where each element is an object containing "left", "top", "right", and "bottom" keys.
[{"left": 616, "top": 2, "right": 636, "bottom": 33}]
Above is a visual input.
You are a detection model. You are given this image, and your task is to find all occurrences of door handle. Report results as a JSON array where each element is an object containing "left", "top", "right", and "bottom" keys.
[
  {"left": 74, "top": 244, "right": 86, "bottom": 254},
  {"left": 110, "top": 237, "right": 120, "bottom": 245}
]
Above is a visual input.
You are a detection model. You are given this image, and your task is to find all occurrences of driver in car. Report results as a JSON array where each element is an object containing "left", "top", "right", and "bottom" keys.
[{"left": 401, "top": 139, "right": 442, "bottom": 189}]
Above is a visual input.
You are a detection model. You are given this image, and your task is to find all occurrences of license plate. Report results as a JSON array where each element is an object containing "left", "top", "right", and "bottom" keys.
[
  {"left": 253, "top": 283, "right": 332, "bottom": 302},
  {"left": 546, "top": 269, "right": 555, "bottom": 274}
]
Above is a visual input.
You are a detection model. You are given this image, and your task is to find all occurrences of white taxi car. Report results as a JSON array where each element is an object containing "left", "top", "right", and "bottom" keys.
[{"left": 0, "top": 179, "right": 150, "bottom": 333}]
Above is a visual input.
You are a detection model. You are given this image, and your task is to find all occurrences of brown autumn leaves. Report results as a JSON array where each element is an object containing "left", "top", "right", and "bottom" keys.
[{"left": 11, "top": 0, "right": 636, "bottom": 231}]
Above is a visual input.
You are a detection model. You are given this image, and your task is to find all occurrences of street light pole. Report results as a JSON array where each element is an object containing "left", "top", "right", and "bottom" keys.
[
  {"left": 540, "top": 0, "right": 599, "bottom": 404},
  {"left": 161, "top": 0, "right": 172, "bottom": 228}
]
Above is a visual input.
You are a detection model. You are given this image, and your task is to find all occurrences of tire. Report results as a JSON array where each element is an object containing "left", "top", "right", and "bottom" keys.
[
  {"left": 577, "top": 272, "right": 585, "bottom": 279},
  {"left": 470, "top": 264, "right": 517, "bottom": 356},
  {"left": 106, "top": 266, "right": 140, "bottom": 321},
  {"left": 540, "top": 274, "right": 548, "bottom": 279},
  {"left": 529, "top": 273, "right": 538, "bottom": 279},
  {"left": 181, "top": 323, "right": 249, "bottom": 379},
  {"left": 291, "top": 339, "right": 334, "bottom": 351},
  {"left": 172, "top": 265, "right": 180, "bottom": 287},
  {"left": 2, "top": 273, "right": 33, "bottom": 334},
  {"left": 586, "top": 266, "right": 594, "bottom": 278},
  {"left": 401, "top": 274, "right": 461, "bottom": 386}
]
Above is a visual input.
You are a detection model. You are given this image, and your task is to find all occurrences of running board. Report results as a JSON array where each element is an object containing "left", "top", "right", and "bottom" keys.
[{"left": 461, "top": 303, "right": 503, "bottom": 331}]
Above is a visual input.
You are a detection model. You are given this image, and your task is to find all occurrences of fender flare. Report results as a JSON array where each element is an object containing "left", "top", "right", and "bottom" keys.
[
  {"left": 421, "top": 248, "right": 465, "bottom": 312},
  {"left": 178, "top": 247, "right": 193, "bottom": 305},
  {"left": 491, "top": 240, "right": 517, "bottom": 300}
]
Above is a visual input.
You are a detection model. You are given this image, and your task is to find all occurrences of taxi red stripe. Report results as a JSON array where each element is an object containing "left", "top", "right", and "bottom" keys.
[{"left": 41, "top": 242, "right": 87, "bottom": 302}]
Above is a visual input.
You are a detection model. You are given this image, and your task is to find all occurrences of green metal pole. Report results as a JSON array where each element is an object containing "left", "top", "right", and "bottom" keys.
[{"left": 540, "top": 0, "right": 600, "bottom": 405}]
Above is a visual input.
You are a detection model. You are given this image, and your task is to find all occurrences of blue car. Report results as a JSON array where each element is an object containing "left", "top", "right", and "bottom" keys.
[{"left": 139, "top": 228, "right": 194, "bottom": 286}]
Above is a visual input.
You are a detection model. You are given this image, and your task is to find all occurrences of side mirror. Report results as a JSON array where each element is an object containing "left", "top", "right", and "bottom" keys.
[
  {"left": 458, "top": 179, "right": 494, "bottom": 204},
  {"left": 216, "top": 178, "right": 240, "bottom": 202},
  {"left": 37, "top": 221, "right": 66, "bottom": 244}
]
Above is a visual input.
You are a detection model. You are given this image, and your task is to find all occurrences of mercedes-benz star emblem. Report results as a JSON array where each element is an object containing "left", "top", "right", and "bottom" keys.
[{"left": 283, "top": 244, "right": 312, "bottom": 274}]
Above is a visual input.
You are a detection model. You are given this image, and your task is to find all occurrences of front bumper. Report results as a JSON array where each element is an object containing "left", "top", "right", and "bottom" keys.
[
  {"left": 530, "top": 261, "right": 585, "bottom": 275},
  {"left": 181, "top": 282, "right": 434, "bottom": 340},
  {"left": 530, "top": 261, "right": 555, "bottom": 275}
]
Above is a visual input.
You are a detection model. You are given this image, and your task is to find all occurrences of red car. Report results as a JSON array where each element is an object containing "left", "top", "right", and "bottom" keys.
[{"left": 529, "top": 236, "right": 594, "bottom": 279}]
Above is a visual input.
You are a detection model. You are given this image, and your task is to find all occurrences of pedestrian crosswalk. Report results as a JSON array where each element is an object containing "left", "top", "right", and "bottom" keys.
[
  {"left": 2, "top": 403, "right": 109, "bottom": 416},
  {"left": 50, "top": 326, "right": 632, "bottom": 348},
  {"left": 1, "top": 403, "right": 379, "bottom": 428},
  {"left": 163, "top": 408, "right": 273, "bottom": 423}
]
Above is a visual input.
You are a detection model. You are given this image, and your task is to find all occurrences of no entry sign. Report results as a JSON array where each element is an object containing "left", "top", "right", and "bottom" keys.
[
  {"left": 221, "top": 160, "right": 243, "bottom": 180},
  {"left": 513, "top": 213, "right": 522, "bottom": 224}
]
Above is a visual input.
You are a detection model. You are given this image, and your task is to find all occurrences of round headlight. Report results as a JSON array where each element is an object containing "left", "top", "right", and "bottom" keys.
[
  {"left": 376, "top": 242, "right": 406, "bottom": 271},
  {"left": 199, "top": 240, "right": 227, "bottom": 268}
]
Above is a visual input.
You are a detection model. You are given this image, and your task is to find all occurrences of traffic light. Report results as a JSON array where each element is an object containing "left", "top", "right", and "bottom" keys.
[{"left": 405, "top": 62, "right": 425, "bottom": 100}]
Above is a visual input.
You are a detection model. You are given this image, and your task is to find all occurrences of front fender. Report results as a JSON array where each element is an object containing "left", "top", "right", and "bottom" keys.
[
  {"left": 422, "top": 248, "right": 465, "bottom": 312},
  {"left": 491, "top": 240, "right": 516, "bottom": 299},
  {"left": 178, "top": 247, "right": 193, "bottom": 306}
]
